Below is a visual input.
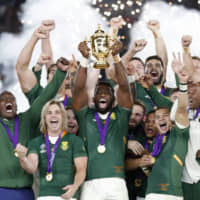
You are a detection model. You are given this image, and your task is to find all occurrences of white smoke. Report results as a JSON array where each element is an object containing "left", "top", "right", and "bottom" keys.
[
  {"left": 130, "top": 0, "right": 200, "bottom": 88},
  {"left": 0, "top": 0, "right": 108, "bottom": 112},
  {"left": 2, "top": 0, "right": 200, "bottom": 112}
]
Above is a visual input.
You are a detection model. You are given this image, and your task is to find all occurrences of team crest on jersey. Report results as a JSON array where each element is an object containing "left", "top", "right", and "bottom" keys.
[
  {"left": 61, "top": 141, "right": 69, "bottom": 151},
  {"left": 40, "top": 144, "right": 46, "bottom": 153},
  {"left": 110, "top": 112, "right": 116, "bottom": 120}
]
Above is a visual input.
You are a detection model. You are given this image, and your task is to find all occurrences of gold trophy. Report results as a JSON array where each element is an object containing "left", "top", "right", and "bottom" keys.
[{"left": 90, "top": 24, "right": 110, "bottom": 69}]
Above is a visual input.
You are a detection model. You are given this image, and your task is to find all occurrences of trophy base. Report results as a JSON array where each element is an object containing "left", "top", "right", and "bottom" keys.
[{"left": 93, "top": 62, "right": 109, "bottom": 69}]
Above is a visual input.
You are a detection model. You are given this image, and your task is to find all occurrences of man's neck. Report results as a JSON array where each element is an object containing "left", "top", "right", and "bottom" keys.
[
  {"left": 155, "top": 83, "right": 163, "bottom": 91},
  {"left": 48, "top": 129, "right": 62, "bottom": 137},
  {"left": 98, "top": 112, "right": 110, "bottom": 120}
]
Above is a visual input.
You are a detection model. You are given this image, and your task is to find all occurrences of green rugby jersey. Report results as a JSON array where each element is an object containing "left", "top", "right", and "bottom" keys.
[
  {"left": 28, "top": 133, "right": 87, "bottom": 197},
  {"left": 76, "top": 105, "right": 131, "bottom": 180}
]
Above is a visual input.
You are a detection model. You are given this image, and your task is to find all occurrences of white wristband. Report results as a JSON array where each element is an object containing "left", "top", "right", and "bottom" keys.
[
  {"left": 179, "top": 83, "right": 188, "bottom": 92},
  {"left": 80, "top": 57, "right": 89, "bottom": 68},
  {"left": 128, "top": 75, "right": 135, "bottom": 83}
]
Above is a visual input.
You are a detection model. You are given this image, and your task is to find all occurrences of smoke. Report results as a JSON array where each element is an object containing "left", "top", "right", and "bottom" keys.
[
  {"left": 130, "top": 0, "right": 200, "bottom": 87},
  {"left": 0, "top": 0, "right": 108, "bottom": 112},
  {"left": 2, "top": 0, "right": 200, "bottom": 112}
]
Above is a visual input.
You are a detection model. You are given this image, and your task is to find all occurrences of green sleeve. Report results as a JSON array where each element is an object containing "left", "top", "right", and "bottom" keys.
[
  {"left": 147, "top": 85, "right": 173, "bottom": 109},
  {"left": 72, "top": 135, "right": 87, "bottom": 159},
  {"left": 27, "top": 69, "right": 66, "bottom": 129},
  {"left": 23, "top": 67, "right": 43, "bottom": 105},
  {"left": 32, "top": 67, "right": 42, "bottom": 83},
  {"left": 27, "top": 137, "right": 40, "bottom": 155},
  {"left": 24, "top": 81, "right": 43, "bottom": 105},
  {"left": 174, "top": 123, "right": 190, "bottom": 140}
]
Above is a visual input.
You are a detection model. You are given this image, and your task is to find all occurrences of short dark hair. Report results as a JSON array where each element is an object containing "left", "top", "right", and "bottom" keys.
[
  {"left": 130, "top": 57, "right": 145, "bottom": 67},
  {"left": 155, "top": 106, "right": 171, "bottom": 112},
  {"left": 0, "top": 91, "right": 15, "bottom": 99},
  {"left": 94, "top": 80, "right": 115, "bottom": 102},
  {"left": 95, "top": 80, "right": 114, "bottom": 93},
  {"left": 133, "top": 99, "right": 146, "bottom": 116},
  {"left": 192, "top": 56, "right": 200, "bottom": 61},
  {"left": 145, "top": 55, "right": 164, "bottom": 70}
]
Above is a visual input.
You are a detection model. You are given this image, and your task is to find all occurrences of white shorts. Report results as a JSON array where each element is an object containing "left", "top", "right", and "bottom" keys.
[
  {"left": 137, "top": 197, "right": 145, "bottom": 200},
  {"left": 80, "top": 177, "right": 129, "bottom": 200},
  {"left": 37, "top": 196, "right": 76, "bottom": 200},
  {"left": 145, "top": 193, "right": 183, "bottom": 200}
]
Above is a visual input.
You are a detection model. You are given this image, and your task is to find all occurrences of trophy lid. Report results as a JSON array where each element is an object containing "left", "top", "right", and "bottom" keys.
[{"left": 93, "top": 24, "right": 107, "bottom": 38}]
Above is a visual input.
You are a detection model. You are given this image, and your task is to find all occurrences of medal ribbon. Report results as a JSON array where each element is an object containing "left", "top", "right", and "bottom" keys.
[
  {"left": 95, "top": 112, "right": 111, "bottom": 145},
  {"left": 144, "top": 138, "right": 153, "bottom": 150},
  {"left": 0, "top": 117, "right": 19, "bottom": 149},
  {"left": 187, "top": 108, "right": 200, "bottom": 120},
  {"left": 45, "top": 130, "right": 64, "bottom": 173},
  {"left": 63, "top": 94, "right": 68, "bottom": 107},
  {"left": 144, "top": 139, "right": 149, "bottom": 150},
  {"left": 151, "top": 132, "right": 166, "bottom": 157}
]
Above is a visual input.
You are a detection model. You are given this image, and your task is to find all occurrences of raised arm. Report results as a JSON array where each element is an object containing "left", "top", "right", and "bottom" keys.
[
  {"left": 172, "top": 53, "right": 189, "bottom": 126},
  {"left": 16, "top": 25, "right": 49, "bottom": 93},
  {"left": 122, "top": 39, "right": 147, "bottom": 67},
  {"left": 181, "top": 35, "right": 200, "bottom": 83},
  {"left": 181, "top": 35, "right": 195, "bottom": 77},
  {"left": 41, "top": 20, "right": 55, "bottom": 69},
  {"left": 147, "top": 20, "right": 168, "bottom": 81},
  {"left": 111, "top": 40, "right": 132, "bottom": 108},
  {"left": 72, "top": 41, "right": 90, "bottom": 111},
  {"left": 109, "top": 16, "right": 124, "bottom": 39},
  {"left": 29, "top": 57, "right": 69, "bottom": 128},
  {"left": 137, "top": 74, "right": 173, "bottom": 109}
]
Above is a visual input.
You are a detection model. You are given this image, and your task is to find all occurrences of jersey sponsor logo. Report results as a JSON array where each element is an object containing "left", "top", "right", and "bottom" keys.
[
  {"left": 40, "top": 144, "right": 46, "bottom": 154},
  {"left": 61, "top": 141, "right": 69, "bottom": 151},
  {"left": 123, "top": 136, "right": 126, "bottom": 144},
  {"left": 159, "top": 183, "right": 169, "bottom": 191}
]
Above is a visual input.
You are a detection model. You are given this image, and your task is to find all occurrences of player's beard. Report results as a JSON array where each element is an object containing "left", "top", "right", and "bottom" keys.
[{"left": 153, "top": 73, "right": 163, "bottom": 85}]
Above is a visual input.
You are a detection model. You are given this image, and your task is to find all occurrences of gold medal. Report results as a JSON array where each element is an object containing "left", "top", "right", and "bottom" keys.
[
  {"left": 97, "top": 145, "right": 106, "bottom": 154},
  {"left": 14, "top": 151, "right": 18, "bottom": 157},
  {"left": 151, "top": 156, "right": 156, "bottom": 164},
  {"left": 46, "top": 172, "right": 53, "bottom": 182},
  {"left": 135, "top": 178, "right": 142, "bottom": 187}
]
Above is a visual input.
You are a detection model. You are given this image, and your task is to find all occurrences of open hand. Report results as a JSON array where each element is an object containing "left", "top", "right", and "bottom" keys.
[{"left": 78, "top": 41, "right": 90, "bottom": 59}]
